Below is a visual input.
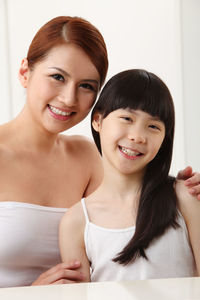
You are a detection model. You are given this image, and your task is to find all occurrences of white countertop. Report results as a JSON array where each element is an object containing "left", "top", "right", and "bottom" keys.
[{"left": 0, "top": 277, "right": 200, "bottom": 300}]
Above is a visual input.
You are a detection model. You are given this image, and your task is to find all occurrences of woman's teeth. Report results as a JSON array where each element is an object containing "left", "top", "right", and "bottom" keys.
[
  {"left": 48, "top": 105, "right": 71, "bottom": 116},
  {"left": 120, "top": 146, "right": 141, "bottom": 156}
]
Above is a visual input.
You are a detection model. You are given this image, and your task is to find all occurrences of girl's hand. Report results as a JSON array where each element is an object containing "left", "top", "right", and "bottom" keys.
[
  {"left": 177, "top": 166, "right": 200, "bottom": 200},
  {"left": 31, "top": 261, "right": 85, "bottom": 285}
]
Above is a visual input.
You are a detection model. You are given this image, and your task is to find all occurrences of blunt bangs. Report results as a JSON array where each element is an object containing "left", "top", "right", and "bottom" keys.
[
  {"left": 91, "top": 69, "right": 175, "bottom": 154},
  {"left": 93, "top": 69, "right": 174, "bottom": 135}
]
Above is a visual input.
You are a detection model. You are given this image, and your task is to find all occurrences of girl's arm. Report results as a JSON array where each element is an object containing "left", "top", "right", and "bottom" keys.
[
  {"left": 59, "top": 203, "right": 91, "bottom": 282},
  {"left": 176, "top": 180, "right": 200, "bottom": 275}
]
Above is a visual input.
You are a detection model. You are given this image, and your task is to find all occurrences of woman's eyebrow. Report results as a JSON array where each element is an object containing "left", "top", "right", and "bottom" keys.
[
  {"left": 48, "top": 67, "right": 70, "bottom": 76},
  {"left": 48, "top": 67, "right": 99, "bottom": 85}
]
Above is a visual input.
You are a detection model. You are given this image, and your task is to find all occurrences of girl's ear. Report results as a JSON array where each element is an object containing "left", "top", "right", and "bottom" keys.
[
  {"left": 92, "top": 112, "right": 102, "bottom": 132},
  {"left": 18, "top": 58, "right": 30, "bottom": 88}
]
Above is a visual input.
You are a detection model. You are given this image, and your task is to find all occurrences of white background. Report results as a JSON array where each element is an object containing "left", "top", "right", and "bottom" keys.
[{"left": 0, "top": 0, "right": 199, "bottom": 174}]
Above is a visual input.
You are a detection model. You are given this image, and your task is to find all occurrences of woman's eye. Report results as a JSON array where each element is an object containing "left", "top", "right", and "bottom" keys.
[
  {"left": 80, "top": 83, "right": 95, "bottom": 91},
  {"left": 51, "top": 74, "right": 64, "bottom": 82}
]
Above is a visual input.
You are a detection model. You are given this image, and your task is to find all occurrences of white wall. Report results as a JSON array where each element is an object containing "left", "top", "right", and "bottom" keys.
[
  {"left": 181, "top": 0, "right": 200, "bottom": 169},
  {"left": 1, "top": 0, "right": 199, "bottom": 173}
]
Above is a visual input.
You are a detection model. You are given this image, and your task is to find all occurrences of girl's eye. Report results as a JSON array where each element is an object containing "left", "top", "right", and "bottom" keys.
[
  {"left": 51, "top": 74, "right": 64, "bottom": 82},
  {"left": 149, "top": 124, "right": 160, "bottom": 130},
  {"left": 80, "top": 83, "right": 95, "bottom": 91},
  {"left": 121, "top": 116, "right": 132, "bottom": 122}
]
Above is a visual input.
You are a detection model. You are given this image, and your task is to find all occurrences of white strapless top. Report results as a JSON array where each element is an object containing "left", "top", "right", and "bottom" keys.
[{"left": 0, "top": 202, "right": 67, "bottom": 288}]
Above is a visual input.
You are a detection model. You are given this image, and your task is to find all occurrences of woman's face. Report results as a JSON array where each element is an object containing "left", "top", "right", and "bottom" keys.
[{"left": 19, "top": 43, "right": 100, "bottom": 134}]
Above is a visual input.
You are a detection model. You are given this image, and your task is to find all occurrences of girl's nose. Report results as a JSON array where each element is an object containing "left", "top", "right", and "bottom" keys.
[{"left": 128, "top": 129, "right": 146, "bottom": 144}]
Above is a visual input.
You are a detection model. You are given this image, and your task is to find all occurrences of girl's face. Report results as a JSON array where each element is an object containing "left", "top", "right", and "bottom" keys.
[
  {"left": 19, "top": 43, "right": 100, "bottom": 134},
  {"left": 93, "top": 108, "right": 165, "bottom": 176}
]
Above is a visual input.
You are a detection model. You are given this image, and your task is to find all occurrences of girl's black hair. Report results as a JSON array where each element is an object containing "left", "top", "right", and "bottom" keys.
[{"left": 91, "top": 69, "right": 179, "bottom": 264}]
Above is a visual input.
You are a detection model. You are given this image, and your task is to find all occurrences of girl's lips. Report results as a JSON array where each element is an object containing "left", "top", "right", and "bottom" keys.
[{"left": 119, "top": 145, "right": 143, "bottom": 160}]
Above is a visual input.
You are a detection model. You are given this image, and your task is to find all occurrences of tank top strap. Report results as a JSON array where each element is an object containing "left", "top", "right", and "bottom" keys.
[{"left": 81, "top": 198, "right": 90, "bottom": 223}]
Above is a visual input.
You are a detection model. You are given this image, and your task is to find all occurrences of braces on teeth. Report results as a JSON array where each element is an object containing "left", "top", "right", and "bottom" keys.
[{"left": 121, "top": 146, "right": 140, "bottom": 156}]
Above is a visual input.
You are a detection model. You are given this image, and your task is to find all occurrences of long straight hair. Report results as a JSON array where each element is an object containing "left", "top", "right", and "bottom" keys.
[{"left": 91, "top": 69, "right": 179, "bottom": 264}]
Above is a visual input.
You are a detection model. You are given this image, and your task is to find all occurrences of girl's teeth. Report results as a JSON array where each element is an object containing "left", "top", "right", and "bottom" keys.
[
  {"left": 49, "top": 105, "right": 71, "bottom": 116},
  {"left": 121, "top": 146, "right": 140, "bottom": 156}
]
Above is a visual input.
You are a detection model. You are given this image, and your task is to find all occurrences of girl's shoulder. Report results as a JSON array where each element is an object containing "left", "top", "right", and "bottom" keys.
[
  {"left": 60, "top": 201, "right": 85, "bottom": 232},
  {"left": 175, "top": 180, "right": 200, "bottom": 275}
]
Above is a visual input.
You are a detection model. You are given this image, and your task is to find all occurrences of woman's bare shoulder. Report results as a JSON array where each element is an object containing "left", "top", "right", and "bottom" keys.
[{"left": 60, "top": 134, "right": 100, "bottom": 157}]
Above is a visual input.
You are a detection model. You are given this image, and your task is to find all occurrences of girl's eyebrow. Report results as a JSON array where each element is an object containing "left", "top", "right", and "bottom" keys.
[
  {"left": 124, "top": 108, "right": 162, "bottom": 122},
  {"left": 48, "top": 67, "right": 99, "bottom": 85}
]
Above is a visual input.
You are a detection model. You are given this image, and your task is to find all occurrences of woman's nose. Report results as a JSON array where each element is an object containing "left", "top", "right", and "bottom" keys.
[{"left": 60, "top": 83, "right": 77, "bottom": 107}]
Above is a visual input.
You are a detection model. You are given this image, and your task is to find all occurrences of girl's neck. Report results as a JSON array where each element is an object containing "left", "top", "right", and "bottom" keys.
[{"left": 96, "top": 163, "right": 144, "bottom": 204}]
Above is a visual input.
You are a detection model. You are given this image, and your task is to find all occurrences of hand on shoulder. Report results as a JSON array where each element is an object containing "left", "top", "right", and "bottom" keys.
[
  {"left": 177, "top": 166, "right": 200, "bottom": 200},
  {"left": 175, "top": 179, "right": 199, "bottom": 222},
  {"left": 175, "top": 179, "right": 200, "bottom": 275}
]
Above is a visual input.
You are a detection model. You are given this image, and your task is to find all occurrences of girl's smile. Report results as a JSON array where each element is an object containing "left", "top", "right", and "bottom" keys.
[
  {"left": 93, "top": 108, "right": 165, "bottom": 176},
  {"left": 118, "top": 145, "right": 144, "bottom": 160}
]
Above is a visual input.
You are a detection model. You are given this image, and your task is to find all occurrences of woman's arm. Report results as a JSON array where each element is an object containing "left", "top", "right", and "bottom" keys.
[
  {"left": 176, "top": 180, "right": 200, "bottom": 275},
  {"left": 59, "top": 203, "right": 91, "bottom": 282},
  {"left": 177, "top": 166, "right": 200, "bottom": 200},
  {"left": 31, "top": 261, "right": 84, "bottom": 285}
]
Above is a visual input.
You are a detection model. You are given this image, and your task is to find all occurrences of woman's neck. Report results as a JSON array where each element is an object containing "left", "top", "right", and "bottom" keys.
[{"left": 4, "top": 107, "right": 60, "bottom": 153}]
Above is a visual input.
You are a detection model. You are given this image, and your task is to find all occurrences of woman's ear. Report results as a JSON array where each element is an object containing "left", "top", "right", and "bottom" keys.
[
  {"left": 18, "top": 58, "right": 30, "bottom": 88},
  {"left": 92, "top": 112, "right": 102, "bottom": 132}
]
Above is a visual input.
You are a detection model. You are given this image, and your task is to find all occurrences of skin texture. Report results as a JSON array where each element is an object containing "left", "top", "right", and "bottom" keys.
[{"left": 59, "top": 109, "right": 200, "bottom": 281}]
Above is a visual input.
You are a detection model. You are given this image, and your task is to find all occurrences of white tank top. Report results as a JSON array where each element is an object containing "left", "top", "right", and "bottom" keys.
[
  {"left": 0, "top": 202, "right": 67, "bottom": 287},
  {"left": 81, "top": 199, "right": 196, "bottom": 282}
]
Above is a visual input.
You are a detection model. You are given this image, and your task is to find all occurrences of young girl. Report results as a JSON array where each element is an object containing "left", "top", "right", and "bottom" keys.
[{"left": 60, "top": 69, "right": 200, "bottom": 281}]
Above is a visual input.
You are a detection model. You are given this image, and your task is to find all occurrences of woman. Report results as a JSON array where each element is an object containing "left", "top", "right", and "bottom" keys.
[
  {"left": 0, "top": 16, "right": 199, "bottom": 287},
  {"left": 0, "top": 16, "right": 107, "bottom": 287}
]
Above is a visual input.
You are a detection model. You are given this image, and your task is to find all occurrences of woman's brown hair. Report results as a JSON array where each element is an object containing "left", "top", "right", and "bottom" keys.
[{"left": 27, "top": 16, "right": 108, "bottom": 88}]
